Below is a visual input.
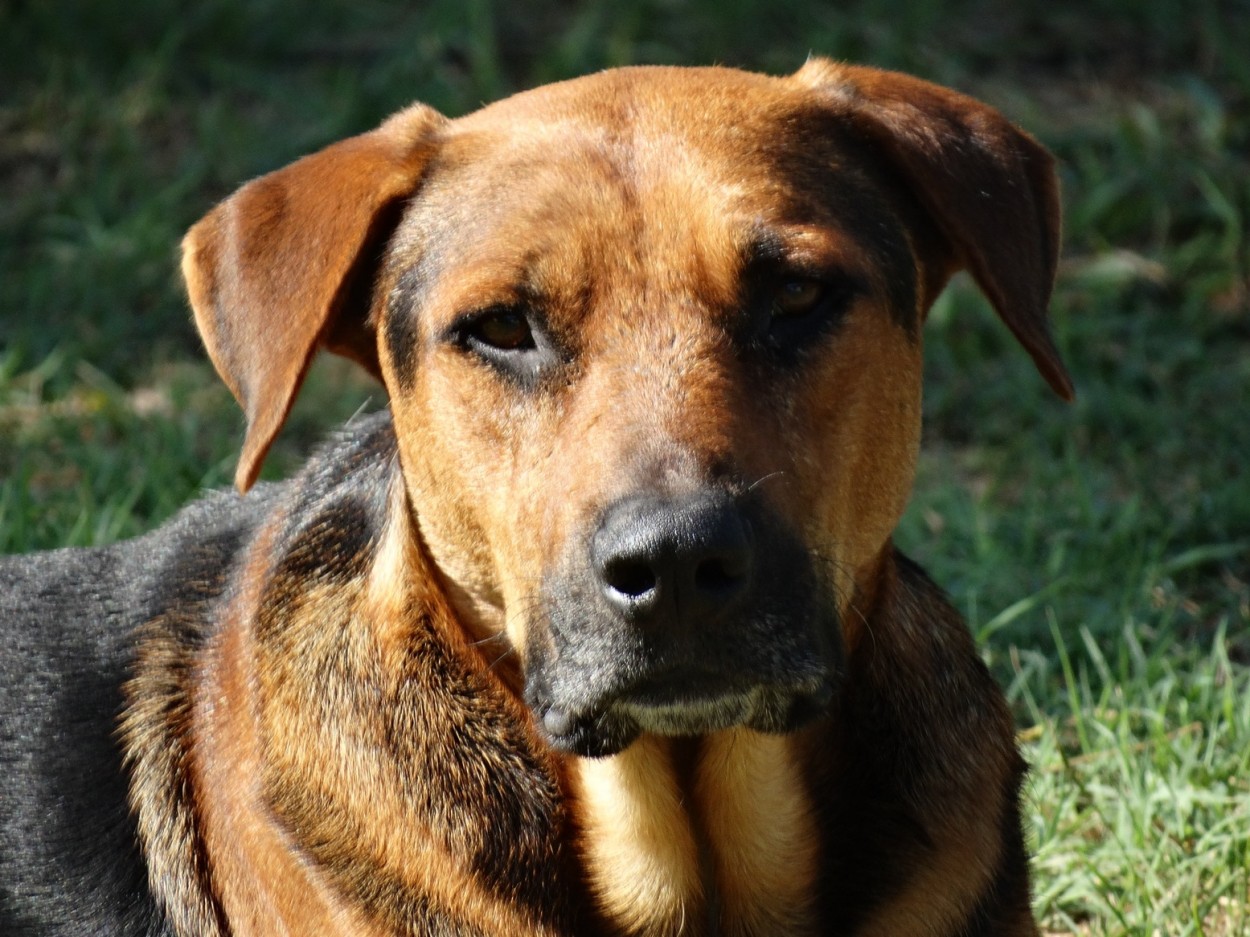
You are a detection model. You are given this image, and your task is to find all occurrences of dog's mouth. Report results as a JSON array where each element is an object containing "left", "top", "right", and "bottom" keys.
[
  {"left": 534, "top": 670, "right": 836, "bottom": 759},
  {"left": 525, "top": 488, "right": 842, "bottom": 758}
]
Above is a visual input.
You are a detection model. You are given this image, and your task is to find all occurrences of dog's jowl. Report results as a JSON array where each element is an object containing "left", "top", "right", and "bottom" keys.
[{"left": 1, "top": 59, "right": 1071, "bottom": 937}]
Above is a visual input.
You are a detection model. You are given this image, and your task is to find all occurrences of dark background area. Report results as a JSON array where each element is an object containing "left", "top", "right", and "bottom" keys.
[{"left": 1, "top": 0, "right": 1244, "bottom": 368}]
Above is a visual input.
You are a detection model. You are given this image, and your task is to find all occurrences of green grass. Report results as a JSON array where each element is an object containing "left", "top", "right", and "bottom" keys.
[{"left": 2, "top": 1, "right": 1247, "bottom": 932}]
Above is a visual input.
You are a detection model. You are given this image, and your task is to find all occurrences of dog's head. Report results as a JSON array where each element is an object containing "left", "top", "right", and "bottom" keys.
[{"left": 183, "top": 61, "right": 1069, "bottom": 757}]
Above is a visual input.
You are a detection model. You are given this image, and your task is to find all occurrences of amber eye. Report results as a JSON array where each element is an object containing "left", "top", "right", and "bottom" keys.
[
  {"left": 772, "top": 278, "right": 827, "bottom": 318},
  {"left": 468, "top": 307, "right": 535, "bottom": 351}
]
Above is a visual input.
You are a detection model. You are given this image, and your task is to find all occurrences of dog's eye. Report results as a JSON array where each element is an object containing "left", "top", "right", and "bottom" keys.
[
  {"left": 755, "top": 272, "right": 859, "bottom": 361},
  {"left": 447, "top": 305, "right": 559, "bottom": 386},
  {"left": 771, "top": 278, "right": 827, "bottom": 319},
  {"left": 466, "top": 307, "right": 536, "bottom": 351}
]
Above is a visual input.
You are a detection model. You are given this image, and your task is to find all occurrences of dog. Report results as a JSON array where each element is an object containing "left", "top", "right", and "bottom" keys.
[{"left": 0, "top": 59, "right": 1072, "bottom": 937}]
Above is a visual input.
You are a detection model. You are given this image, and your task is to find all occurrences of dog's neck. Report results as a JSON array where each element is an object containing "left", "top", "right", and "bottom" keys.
[
  {"left": 172, "top": 470, "right": 579, "bottom": 936},
  {"left": 173, "top": 467, "right": 836, "bottom": 936},
  {"left": 564, "top": 545, "right": 898, "bottom": 937},
  {"left": 572, "top": 731, "right": 821, "bottom": 937}
]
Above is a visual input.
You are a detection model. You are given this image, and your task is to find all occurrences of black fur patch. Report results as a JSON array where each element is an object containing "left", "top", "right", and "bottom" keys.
[
  {"left": 0, "top": 413, "right": 395, "bottom": 935},
  {"left": 0, "top": 486, "right": 269, "bottom": 936},
  {"left": 384, "top": 263, "right": 436, "bottom": 391}
]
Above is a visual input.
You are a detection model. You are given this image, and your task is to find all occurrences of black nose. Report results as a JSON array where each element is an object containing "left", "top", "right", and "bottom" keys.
[{"left": 591, "top": 491, "right": 753, "bottom": 627}]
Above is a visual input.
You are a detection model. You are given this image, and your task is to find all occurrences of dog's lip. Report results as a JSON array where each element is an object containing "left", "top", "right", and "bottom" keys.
[
  {"left": 539, "top": 669, "right": 733, "bottom": 738},
  {"left": 613, "top": 686, "right": 763, "bottom": 737},
  {"left": 615, "top": 668, "right": 745, "bottom": 708},
  {"left": 613, "top": 671, "right": 835, "bottom": 728},
  {"left": 538, "top": 668, "right": 836, "bottom": 750}
]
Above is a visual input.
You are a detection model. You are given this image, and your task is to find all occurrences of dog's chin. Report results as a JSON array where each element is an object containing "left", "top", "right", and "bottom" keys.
[{"left": 537, "top": 680, "right": 835, "bottom": 759}]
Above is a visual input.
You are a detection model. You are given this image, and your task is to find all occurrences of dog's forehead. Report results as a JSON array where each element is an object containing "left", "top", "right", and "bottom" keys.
[
  {"left": 394, "top": 67, "right": 902, "bottom": 289},
  {"left": 453, "top": 64, "right": 799, "bottom": 138},
  {"left": 379, "top": 65, "right": 924, "bottom": 349},
  {"left": 431, "top": 65, "right": 858, "bottom": 206}
]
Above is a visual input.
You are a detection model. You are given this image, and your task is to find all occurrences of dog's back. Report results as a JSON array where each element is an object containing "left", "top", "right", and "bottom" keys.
[{"left": 0, "top": 486, "right": 271, "bottom": 935}]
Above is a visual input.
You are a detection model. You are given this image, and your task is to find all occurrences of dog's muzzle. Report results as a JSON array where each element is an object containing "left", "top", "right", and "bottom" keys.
[{"left": 526, "top": 489, "right": 841, "bottom": 758}]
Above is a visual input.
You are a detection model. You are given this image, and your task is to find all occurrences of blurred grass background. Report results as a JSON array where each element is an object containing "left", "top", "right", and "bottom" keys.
[{"left": 1, "top": 0, "right": 1247, "bottom": 932}]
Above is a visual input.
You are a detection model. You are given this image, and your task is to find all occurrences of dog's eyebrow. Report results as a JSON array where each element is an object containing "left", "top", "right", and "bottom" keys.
[
  {"left": 740, "top": 224, "right": 847, "bottom": 276},
  {"left": 741, "top": 221, "right": 855, "bottom": 267},
  {"left": 744, "top": 226, "right": 789, "bottom": 265}
]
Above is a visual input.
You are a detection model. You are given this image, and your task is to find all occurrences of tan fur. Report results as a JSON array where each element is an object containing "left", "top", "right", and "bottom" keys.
[
  {"left": 251, "top": 546, "right": 563, "bottom": 935},
  {"left": 575, "top": 736, "right": 703, "bottom": 936},
  {"left": 694, "top": 731, "right": 820, "bottom": 936},
  {"left": 575, "top": 729, "right": 820, "bottom": 937},
  {"left": 192, "top": 559, "right": 380, "bottom": 937}
]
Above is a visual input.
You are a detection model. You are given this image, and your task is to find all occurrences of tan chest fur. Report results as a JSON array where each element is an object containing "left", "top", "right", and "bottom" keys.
[{"left": 574, "top": 729, "right": 819, "bottom": 937}]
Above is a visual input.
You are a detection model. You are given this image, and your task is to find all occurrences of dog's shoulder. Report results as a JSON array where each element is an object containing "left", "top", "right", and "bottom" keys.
[
  {"left": 0, "top": 407, "right": 398, "bottom": 642},
  {"left": 845, "top": 548, "right": 1026, "bottom": 816},
  {"left": 0, "top": 487, "right": 263, "bottom": 934},
  {"left": 811, "top": 549, "right": 1034, "bottom": 934},
  {"left": 0, "top": 410, "right": 397, "bottom": 936}
]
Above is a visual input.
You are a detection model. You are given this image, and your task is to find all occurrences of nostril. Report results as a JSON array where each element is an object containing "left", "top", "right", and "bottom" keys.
[
  {"left": 603, "top": 558, "right": 658, "bottom": 600},
  {"left": 592, "top": 491, "right": 753, "bottom": 624}
]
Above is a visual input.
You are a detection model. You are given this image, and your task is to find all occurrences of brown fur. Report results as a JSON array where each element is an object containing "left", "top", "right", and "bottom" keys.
[{"left": 73, "top": 60, "right": 1070, "bottom": 936}]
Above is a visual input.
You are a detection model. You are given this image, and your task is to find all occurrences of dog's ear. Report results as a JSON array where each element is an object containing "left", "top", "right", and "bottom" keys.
[
  {"left": 182, "top": 104, "right": 447, "bottom": 491},
  {"left": 794, "top": 59, "right": 1073, "bottom": 401}
]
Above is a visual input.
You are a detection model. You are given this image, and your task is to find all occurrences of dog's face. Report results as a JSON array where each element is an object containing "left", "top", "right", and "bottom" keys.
[
  {"left": 182, "top": 61, "right": 1070, "bottom": 758},
  {"left": 378, "top": 69, "right": 931, "bottom": 755}
]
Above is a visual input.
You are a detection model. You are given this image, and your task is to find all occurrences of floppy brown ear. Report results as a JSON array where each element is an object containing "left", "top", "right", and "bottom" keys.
[
  {"left": 182, "top": 103, "right": 447, "bottom": 491},
  {"left": 794, "top": 58, "right": 1073, "bottom": 401}
]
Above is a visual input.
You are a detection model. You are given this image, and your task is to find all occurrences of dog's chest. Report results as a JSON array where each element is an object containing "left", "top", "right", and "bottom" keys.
[{"left": 573, "top": 730, "right": 819, "bottom": 937}]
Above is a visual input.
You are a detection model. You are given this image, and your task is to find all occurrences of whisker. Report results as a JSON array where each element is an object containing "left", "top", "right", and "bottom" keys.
[
  {"left": 486, "top": 646, "right": 518, "bottom": 671},
  {"left": 746, "top": 471, "right": 788, "bottom": 493}
]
